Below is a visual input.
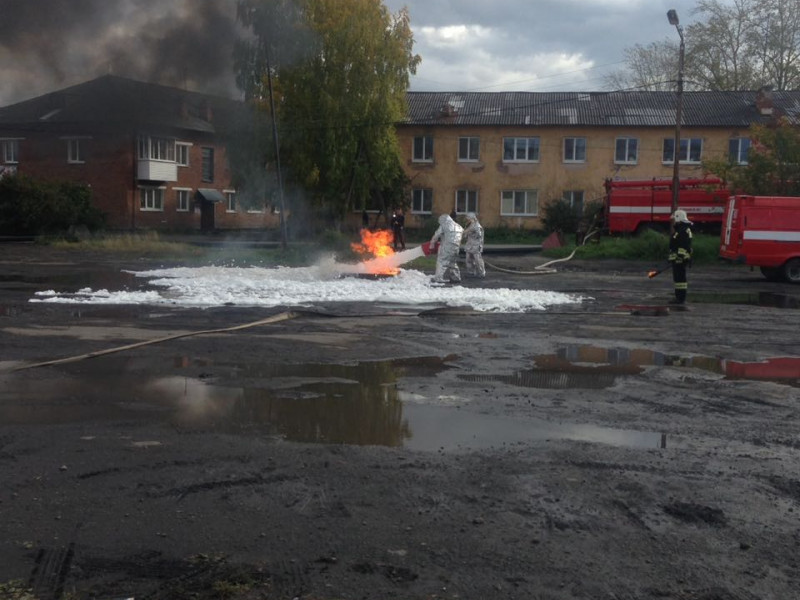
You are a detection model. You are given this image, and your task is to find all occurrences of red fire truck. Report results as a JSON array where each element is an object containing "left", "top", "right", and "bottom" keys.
[
  {"left": 603, "top": 177, "right": 729, "bottom": 234},
  {"left": 719, "top": 195, "right": 800, "bottom": 283}
]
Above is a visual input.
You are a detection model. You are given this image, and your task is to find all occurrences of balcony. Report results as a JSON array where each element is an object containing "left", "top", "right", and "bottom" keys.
[{"left": 137, "top": 159, "right": 177, "bottom": 182}]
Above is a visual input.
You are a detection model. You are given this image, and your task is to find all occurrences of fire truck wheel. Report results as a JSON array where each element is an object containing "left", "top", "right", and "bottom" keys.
[{"left": 782, "top": 258, "right": 800, "bottom": 283}]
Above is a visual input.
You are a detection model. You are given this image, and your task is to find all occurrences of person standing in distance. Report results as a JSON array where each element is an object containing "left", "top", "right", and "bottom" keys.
[
  {"left": 668, "top": 209, "right": 693, "bottom": 305},
  {"left": 463, "top": 212, "right": 485, "bottom": 278},
  {"left": 391, "top": 209, "right": 406, "bottom": 250}
]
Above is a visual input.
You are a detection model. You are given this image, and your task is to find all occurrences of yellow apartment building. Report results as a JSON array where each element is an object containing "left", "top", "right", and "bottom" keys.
[{"left": 395, "top": 89, "right": 798, "bottom": 229}]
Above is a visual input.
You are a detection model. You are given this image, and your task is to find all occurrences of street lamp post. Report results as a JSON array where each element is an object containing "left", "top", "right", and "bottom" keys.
[{"left": 667, "top": 9, "right": 685, "bottom": 214}]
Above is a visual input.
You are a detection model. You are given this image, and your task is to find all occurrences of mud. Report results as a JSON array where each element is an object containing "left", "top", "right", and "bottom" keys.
[{"left": 1, "top": 243, "right": 799, "bottom": 600}]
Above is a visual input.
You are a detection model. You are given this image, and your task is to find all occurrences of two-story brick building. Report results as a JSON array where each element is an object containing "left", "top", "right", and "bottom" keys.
[
  {"left": 396, "top": 89, "right": 800, "bottom": 229},
  {"left": 0, "top": 75, "right": 279, "bottom": 232},
  {"left": 4, "top": 76, "right": 800, "bottom": 233}
]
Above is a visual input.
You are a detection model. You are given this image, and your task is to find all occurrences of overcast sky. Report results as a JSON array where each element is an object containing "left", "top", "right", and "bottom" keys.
[
  {"left": 0, "top": 0, "right": 701, "bottom": 107},
  {"left": 384, "top": 0, "right": 699, "bottom": 92}
]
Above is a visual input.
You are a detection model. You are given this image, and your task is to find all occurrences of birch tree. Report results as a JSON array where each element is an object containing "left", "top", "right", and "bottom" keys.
[{"left": 235, "top": 0, "right": 420, "bottom": 227}]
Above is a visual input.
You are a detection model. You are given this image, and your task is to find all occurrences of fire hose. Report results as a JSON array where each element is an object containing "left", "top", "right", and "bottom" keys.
[
  {"left": 12, "top": 311, "right": 299, "bottom": 371},
  {"left": 484, "top": 226, "right": 601, "bottom": 275}
]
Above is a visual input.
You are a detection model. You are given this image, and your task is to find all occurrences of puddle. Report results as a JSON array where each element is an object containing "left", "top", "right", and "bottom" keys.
[
  {"left": 461, "top": 346, "right": 646, "bottom": 389},
  {"left": 5, "top": 346, "right": 795, "bottom": 451},
  {"left": 1, "top": 355, "right": 667, "bottom": 451},
  {"left": 691, "top": 291, "right": 800, "bottom": 309},
  {"left": 493, "top": 344, "right": 800, "bottom": 387}
]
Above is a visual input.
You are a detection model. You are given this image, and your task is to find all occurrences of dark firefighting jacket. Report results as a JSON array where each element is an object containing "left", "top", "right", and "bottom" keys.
[{"left": 668, "top": 222, "right": 693, "bottom": 265}]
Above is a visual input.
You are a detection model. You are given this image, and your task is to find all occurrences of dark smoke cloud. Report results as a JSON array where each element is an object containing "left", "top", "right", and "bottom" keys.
[{"left": 0, "top": 0, "right": 243, "bottom": 106}]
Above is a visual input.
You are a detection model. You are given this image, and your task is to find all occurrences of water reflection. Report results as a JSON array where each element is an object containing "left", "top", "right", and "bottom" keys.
[
  {"left": 1, "top": 355, "right": 667, "bottom": 450},
  {"left": 530, "top": 345, "right": 799, "bottom": 387}
]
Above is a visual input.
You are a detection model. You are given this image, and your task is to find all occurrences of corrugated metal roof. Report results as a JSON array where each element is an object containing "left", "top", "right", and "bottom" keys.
[
  {"left": 403, "top": 90, "right": 800, "bottom": 128},
  {"left": 0, "top": 75, "right": 242, "bottom": 134}
]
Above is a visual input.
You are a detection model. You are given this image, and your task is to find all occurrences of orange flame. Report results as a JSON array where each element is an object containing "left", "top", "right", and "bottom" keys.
[{"left": 351, "top": 228, "right": 398, "bottom": 275}]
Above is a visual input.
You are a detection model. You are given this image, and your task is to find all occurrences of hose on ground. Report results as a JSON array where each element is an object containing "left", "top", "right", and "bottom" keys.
[
  {"left": 12, "top": 310, "right": 299, "bottom": 371},
  {"left": 484, "top": 226, "right": 601, "bottom": 275}
]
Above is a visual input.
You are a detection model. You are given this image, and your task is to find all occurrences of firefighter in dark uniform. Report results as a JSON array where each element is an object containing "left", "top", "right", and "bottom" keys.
[{"left": 668, "top": 209, "right": 693, "bottom": 305}]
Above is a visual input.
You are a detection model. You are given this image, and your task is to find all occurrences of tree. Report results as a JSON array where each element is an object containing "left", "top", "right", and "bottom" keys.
[
  {"left": 705, "top": 118, "right": 800, "bottom": 196},
  {"left": 609, "top": 0, "right": 800, "bottom": 92},
  {"left": 686, "top": 0, "right": 762, "bottom": 90},
  {"left": 234, "top": 0, "right": 420, "bottom": 229},
  {"left": 604, "top": 40, "right": 680, "bottom": 91},
  {"left": 751, "top": 0, "right": 800, "bottom": 90}
]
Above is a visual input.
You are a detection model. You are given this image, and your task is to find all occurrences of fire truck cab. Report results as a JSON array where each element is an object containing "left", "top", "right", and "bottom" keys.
[
  {"left": 603, "top": 177, "right": 728, "bottom": 234},
  {"left": 719, "top": 195, "right": 800, "bottom": 283}
]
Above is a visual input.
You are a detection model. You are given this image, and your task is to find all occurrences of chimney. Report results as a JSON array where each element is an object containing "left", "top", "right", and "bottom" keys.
[
  {"left": 756, "top": 86, "right": 774, "bottom": 116},
  {"left": 439, "top": 102, "right": 457, "bottom": 119}
]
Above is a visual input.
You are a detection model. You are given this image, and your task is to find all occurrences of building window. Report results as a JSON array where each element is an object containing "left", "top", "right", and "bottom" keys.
[
  {"left": 563, "top": 190, "right": 585, "bottom": 215},
  {"left": 138, "top": 136, "right": 175, "bottom": 161},
  {"left": 563, "top": 137, "right": 586, "bottom": 163},
  {"left": 176, "top": 143, "right": 191, "bottom": 166},
  {"left": 503, "top": 137, "right": 540, "bottom": 162},
  {"left": 411, "top": 188, "right": 433, "bottom": 214},
  {"left": 501, "top": 189, "right": 538, "bottom": 216},
  {"left": 139, "top": 187, "right": 164, "bottom": 211},
  {"left": 67, "top": 139, "right": 85, "bottom": 163},
  {"left": 663, "top": 138, "right": 703, "bottom": 163},
  {"left": 455, "top": 189, "right": 478, "bottom": 214},
  {"left": 614, "top": 137, "right": 638, "bottom": 164},
  {"left": 1, "top": 139, "right": 19, "bottom": 163},
  {"left": 176, "top": 189, "right": 190, "bottom": 212},
  {"left": 458, "top": 137, "right": 480, "bottom": 161},
  {"left": 201, "top": 147, "right": 214, "bottom": 182},
  {"left": 412, "top": 135, "right": 433, "bottom": 162},
  {"left": 226, "top": 191, "right": 237, "bottom": 212},
  {"left": 729, "top": 138, "right": 751, "bottom": 165}
]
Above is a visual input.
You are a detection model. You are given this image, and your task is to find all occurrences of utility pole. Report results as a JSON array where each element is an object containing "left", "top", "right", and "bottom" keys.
[
  {"left": 266, "top": 48, "right": 288, "bottom": 249},
  {"left": 667, "top": 9, "right": 685, "bottom": 215}
]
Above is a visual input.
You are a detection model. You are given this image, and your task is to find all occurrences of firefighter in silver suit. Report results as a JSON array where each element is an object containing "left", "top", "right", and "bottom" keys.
[
  {"left": 463, "top": 212, "right": 485, "bottom": 278},
  {"left": 430, "top": 213, "right": 464, "bottom": 283}
]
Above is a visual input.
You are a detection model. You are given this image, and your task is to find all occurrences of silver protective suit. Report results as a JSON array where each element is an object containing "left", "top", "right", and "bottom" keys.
[
  {"left": 430, "top": 214, "right": 464, "bottom": 282},
  {"left": 463, "top": 213, "right": 485, "bottom": 277}
]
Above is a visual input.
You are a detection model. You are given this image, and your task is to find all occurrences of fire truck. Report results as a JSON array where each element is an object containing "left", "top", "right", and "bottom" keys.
[
  {"left": 602, "top": 177, "right": 729, "bottom": 234},
  {"left": 719, "top": 195, "right": 800, "bottom": 283}
]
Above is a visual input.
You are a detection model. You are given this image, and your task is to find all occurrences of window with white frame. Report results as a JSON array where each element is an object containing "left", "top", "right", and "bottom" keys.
[
  {"left": 176, "top": 189, "right": 190, "bottom": 212},
  {"left": 2, "top": 139, "right": 19, "bottom": 163},
  {"left": 503, "top": 137, "right": 540, "bottom": 162},
  {"left": 139, "top": 187, "right": 164, "bottom": 211},
  {"left": 455, "top": 189, "right": 478, "bottom": 214},
  {"left": 138, "top": 136, "right": 176, "bottom": 161},
  {"left": 614, "top": 137, "right": 638, "bottom": 164},
  {"left": 411, "top": 188, "right": 433, "bottom": 214},
  {"left": 176, "top": 143, "right": 191, "bottom": 166},
  {"left": 226, "top": 191, "right": 237, "bottom": 212},
  {"left": 563, "top": 137, "right": 586, "bottom": 162},
  {"left": 67, "top": 139, "right": 85, "bottom": 163},
  {"left": 412, "top": 135, "right": 433, "bottom": 162},
  {"left": 729, "top": 138, "right": 751, "bottom": 165},
  {"left": 458, "top": 137, "right": 480, "bottom": 161},
  {"left": 563, "top": 190, "right": 585, "bottom": 215},
  {"left": 501, "top": 189, "right": 538, "bottom": 216},
  {"left": 663, "top": 138, "right": 703, "bottom": 163}
]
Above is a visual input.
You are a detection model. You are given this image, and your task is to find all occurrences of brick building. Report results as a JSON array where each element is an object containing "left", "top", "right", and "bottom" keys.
[
  {"left": 0, "top": 75, "right": 279, "bottom": 232},
  {"left": 396, "top": 89, "right": 800, "bottom": 229},
  {"left": 4, "top": 76, "right": 800, "bottom": 234}
]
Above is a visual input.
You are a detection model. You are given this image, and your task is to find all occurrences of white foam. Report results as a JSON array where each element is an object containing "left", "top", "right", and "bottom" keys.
[{"left": 30, "top": 262, "right": 585, "bottom": 313}]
